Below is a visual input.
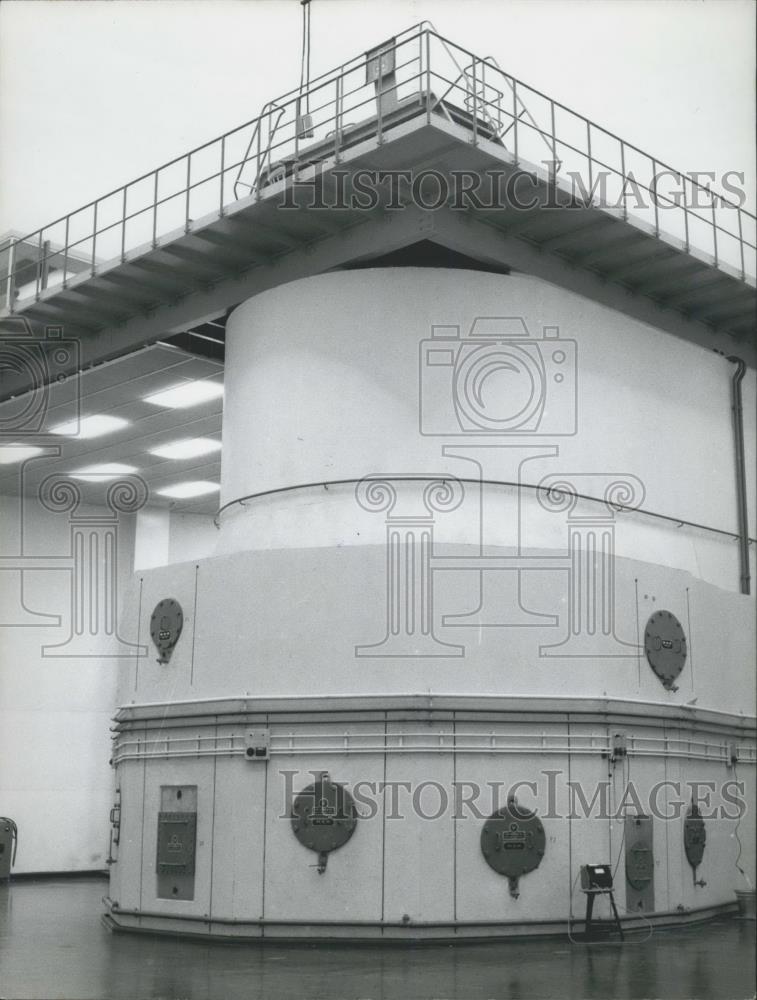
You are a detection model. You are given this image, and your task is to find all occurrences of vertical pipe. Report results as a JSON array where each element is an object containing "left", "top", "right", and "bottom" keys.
[{"left": 727, "top": 357, "right": 751, "bottom": 595}]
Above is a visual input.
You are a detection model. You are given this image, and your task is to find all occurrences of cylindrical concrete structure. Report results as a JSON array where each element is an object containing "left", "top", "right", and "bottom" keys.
[{"left": 108, "top": 268, "right": 756, "bottom": 940}]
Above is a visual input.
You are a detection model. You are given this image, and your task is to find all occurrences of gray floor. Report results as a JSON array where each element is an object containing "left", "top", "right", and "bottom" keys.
[{"left": 0, "top": 878, "right": 754, "bottom": 1000}]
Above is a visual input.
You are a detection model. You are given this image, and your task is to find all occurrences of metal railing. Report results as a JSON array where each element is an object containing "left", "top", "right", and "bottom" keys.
[
  {"left": 3, "top": 22, "right": 756, "bottom": 312},
  {"left": 110, "top": 727, "right": 757, "bottom": 767}
]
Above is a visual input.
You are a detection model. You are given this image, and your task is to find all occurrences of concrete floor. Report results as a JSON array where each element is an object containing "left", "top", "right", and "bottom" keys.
[{"left": 0, "top": 878, "right": 754, "bottom": 1000}]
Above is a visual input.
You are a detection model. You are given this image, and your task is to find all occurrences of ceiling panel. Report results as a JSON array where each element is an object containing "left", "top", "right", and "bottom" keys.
[{"left": 0, "top": 342, "right": 226, "bottom": 516}]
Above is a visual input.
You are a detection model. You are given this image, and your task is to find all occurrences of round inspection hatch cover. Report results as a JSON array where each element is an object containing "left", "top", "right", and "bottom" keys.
[
  {"left": 480, "top": 802, "right": 546, "bottom": 879},
  {"left": 644, "top": 610, "right": 687, "bottom": 689},
  {"left": 150, "top": 597, "right": 183, "bottom": 664},
  {"left": 291, "top": 777, "right": 358, "bottom": 855}
]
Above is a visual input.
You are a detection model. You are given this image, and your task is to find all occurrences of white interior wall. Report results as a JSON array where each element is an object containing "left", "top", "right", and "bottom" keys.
[
  {"left": 0, "top": 495, "right": 217, "bottom": 872},
  {"left": 0, "top": 492, "right": 136, "bottom": 873}
]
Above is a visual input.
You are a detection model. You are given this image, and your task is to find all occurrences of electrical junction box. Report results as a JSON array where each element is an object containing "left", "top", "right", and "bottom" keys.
[
  {"left": 580, "top": 863, "right": 613, "bottom": 891},
  {"left": 611, "top": 733, "right": 627, "bottom": 761},
  {"left": 365, "top": 39, "right": 396, "bottom": 84},
  {"left": 244, "top": 729, "right": 271, "bottom": 761}
]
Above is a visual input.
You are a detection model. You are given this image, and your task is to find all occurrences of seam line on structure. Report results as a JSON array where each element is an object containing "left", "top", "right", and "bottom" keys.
[
  {"left": 208, "top": 723, "right": 218, "bottom": 927},
  {"left": 190, "top": 564, "right": 199, "bottom": 686},
  {"left": 380, "top": 712, "right": 387, "bottom": 930},
  {"left": 261, "top": 715, "right": 269, "bottom": 931},
  {"left": 215, "top": 477, "right": 757, "bottom": 545}
]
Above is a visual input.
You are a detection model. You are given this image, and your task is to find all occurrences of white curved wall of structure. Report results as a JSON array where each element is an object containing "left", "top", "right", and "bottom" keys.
[{"left": 109, "top": 267, "right": 756, "bottom": 940}]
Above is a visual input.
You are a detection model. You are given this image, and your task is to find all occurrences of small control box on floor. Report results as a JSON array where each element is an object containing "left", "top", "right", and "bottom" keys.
[{"left": 579, "top": 863, "right": 623, "bottom": 940}]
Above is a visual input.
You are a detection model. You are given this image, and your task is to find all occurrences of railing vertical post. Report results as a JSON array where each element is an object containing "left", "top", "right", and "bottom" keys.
[
  {"left": 471, "top": 58, "right": 478, "bottom": 146},
  {"left": 737, "top": 207, "right": 745, "bottom": 280},
  {"left": 255, "top": 116, "right": 262, "bottom": 202},
  {"left": 586, "top": 121, "right": 593, "bottom": 203},
  {"left": 620, "top": 141, "right": 627, "bottom": 220},
  {"left": 512, "top": 78, "right": 518, "bottom": 165},
  {"left": 682, "top": 174, "right": 690, "bottom": 252},
  {"left": 152, "top": 170, "right": 159, "bottom": 248},
  {"left": 711, "top": 196, "right": 718, "bottom": 268},
  {"left": 5, "top": 237, "right": 16, "bottom": 312},
  {"left": 91, "top": 201, "right": 98, "bottom": 274},
  {"left": 336, "top": 73, "right": 343, "bottom": 158},
  {"left": 62, "top": 217, "right": 70, "bottom": 288},
  {"left": 121, "top": 186, "right": 127, "bottom": 262},
  {"left": 185, "top": 154, "right": 192, "bottom": 233},
  {"left": 651, "top": 158, "right": 659, "bottom": 235},
  {"left": 425, "top": 29, "right": 431, "bottom": 123},
  {"left": 550, "top": 99, "right": 557, "bottom": 180},
  {"left": 219, "top": 136, "right": 226, "bottom": 217},
  {"left": 36, "top": 230, "right": 44, "bottom": 300}
]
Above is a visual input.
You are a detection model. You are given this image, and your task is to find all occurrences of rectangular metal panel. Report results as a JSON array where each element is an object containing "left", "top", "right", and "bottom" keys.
[
  {"left": 156, "top": 785, "right": 197, "bottom": 901},
  {"left": 156, "top": 812, "right": 196, "bottom": 875}
]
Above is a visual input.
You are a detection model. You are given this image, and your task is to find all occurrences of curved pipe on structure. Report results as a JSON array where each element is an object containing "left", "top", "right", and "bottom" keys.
[{"left": 728, "top": 356, "right": 751, "bottom": 595}]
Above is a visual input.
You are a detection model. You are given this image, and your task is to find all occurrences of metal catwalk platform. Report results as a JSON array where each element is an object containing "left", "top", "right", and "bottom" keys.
[{"left": 1, "top": 23, "right": 755, "bottom": 396}]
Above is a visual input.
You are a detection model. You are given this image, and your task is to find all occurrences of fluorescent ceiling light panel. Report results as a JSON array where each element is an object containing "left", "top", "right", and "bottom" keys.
[
  {"left": 51, "top": 414, "right": 129, "bottom": 439},
  {"left": 71, "top": 463, "right": 138, "bottom": 482},
  {"left": 0, "top": 444, "right": 45, "bottom": 465},
  {"left": 149, "top": 437, "right": 222, "bottom": 460},
  {"left": 157, "top": 480, "right": 220, "bottom": 499},
  {"left": 143, "top": 381, "right": 224, "bottom": 409}
]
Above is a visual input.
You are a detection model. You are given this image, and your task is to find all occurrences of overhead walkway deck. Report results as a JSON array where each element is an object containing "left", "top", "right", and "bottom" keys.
[{"left": 1, "top": 23, "right": 754, "bottom": 397}]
